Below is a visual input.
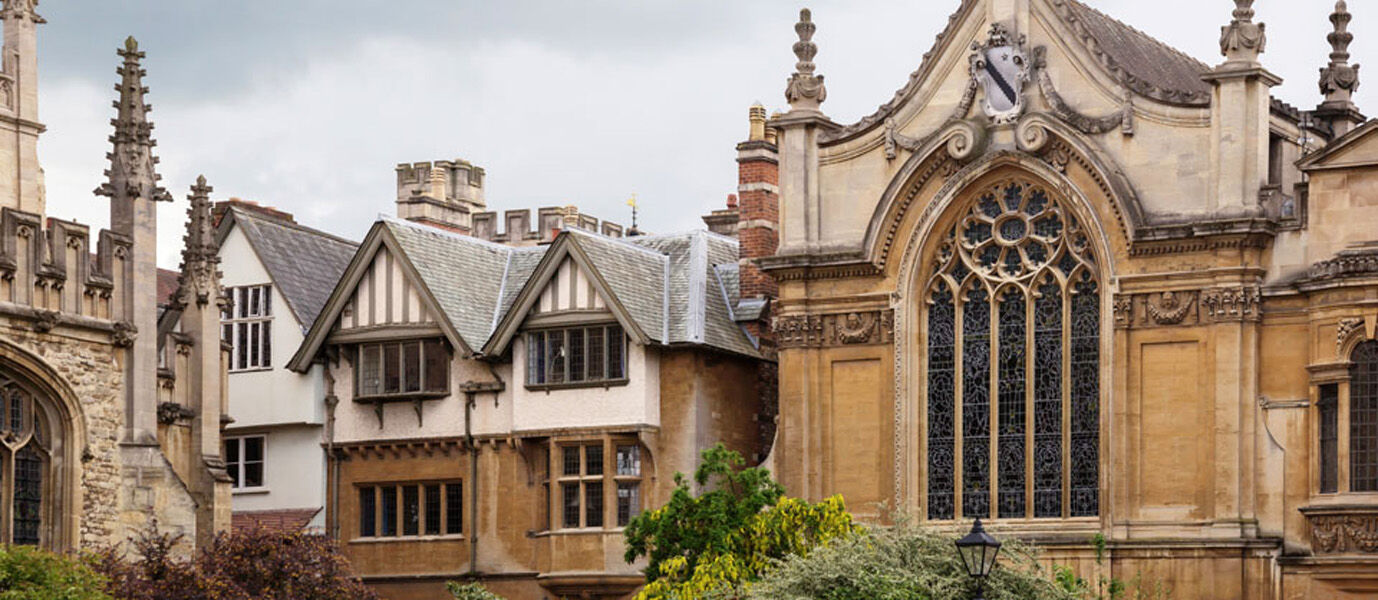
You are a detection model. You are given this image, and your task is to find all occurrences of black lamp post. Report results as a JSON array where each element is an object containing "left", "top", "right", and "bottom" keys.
[{"left": 955, "top": 518, "right": 1002, "bottom": 600}]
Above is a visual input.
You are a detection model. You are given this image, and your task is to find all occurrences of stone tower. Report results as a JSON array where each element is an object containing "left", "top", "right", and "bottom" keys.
[{"left": 0, "top": 0, "right": 44, "bottom": 214}]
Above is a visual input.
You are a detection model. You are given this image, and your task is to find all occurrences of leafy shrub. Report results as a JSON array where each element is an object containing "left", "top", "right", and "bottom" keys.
[
  {"left": 745, "top": 519, "right": 1078, "bottom": 600},
  {"left": 93, "top": 526, "right": 376, "bottom": 600},
  {"left": 0, "top": 546, "right": 110, "bottom": 600},
  {"left": 446, "top": 581, "right": 505, "bottom": 599},
  {"left": 624, "top": 444, "right": 858, "bottom": 599}
]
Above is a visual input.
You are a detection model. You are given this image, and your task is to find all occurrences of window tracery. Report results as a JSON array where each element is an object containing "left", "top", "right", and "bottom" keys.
[
  {"left": 924, "top": 179, "right": 1099, "bottom": 520},
  {"left": 0, "top": 374, "right": 52, "bottom": 545}
]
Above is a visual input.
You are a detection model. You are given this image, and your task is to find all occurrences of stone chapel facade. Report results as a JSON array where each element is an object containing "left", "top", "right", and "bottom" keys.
[
  {"left": 761, "top": 0, "right": 1378, "bottom": 598},
  {"left": 0, "top": 1, "right": 228, "bottom": 552}
]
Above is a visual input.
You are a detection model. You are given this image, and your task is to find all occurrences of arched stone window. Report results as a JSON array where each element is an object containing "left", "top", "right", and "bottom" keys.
[
  {"left": 924, "top": 178, "right": 1100, "bottom": 521},
  {"left": 1351, "top": 340, "right": 1378, "bottom": 492},
  {"left": 0, "top": 373, "right": 56, "bottom": 546}
]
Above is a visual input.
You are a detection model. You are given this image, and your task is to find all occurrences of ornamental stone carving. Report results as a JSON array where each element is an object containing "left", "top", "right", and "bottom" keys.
[
  {"left": 775, "top": 310, "right": 895, "bottom": 348},
  {"left": 1200, "top": 286, "right": 1261, "bottom": 321},
  {"left": 1145, "top": 291, "right": 1194, "bottom": 325},
  {"left": 110, "top": 321, "right": 137, "bottom": 348},
  {"left": 784, "top": 9, "right": 826, "bottom": 111},
  {"left": 1219, "top": 0, "right": 1266, "bottom": 59},
  {"left": 1303, "top": 506, "right": 1378, "bottom": 554},
  {"left": 1113, "top": 288, "right": 1260, "bottom": 328},
  {"left": 1337, "top": 317, "right": 1366, "bottom": 354}
]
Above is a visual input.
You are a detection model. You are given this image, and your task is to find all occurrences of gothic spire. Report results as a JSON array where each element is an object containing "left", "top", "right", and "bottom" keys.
[
  {"left": 0, "top": 0, "right": 44, "bottom": 24},
  {"left": 1320, "top": 1, "right": 1360, "bottom": 100},
  {"left": 95, "top": 36, "right": 171, "bottom": 204},
  {"left": 784, "top": 8, "right": 826, "bottom": 112},
  {"left": 1219, "top": 0, "right": 1266, "bottom": 64},
  {"left": 175, "top": 175, "right": 222, "bottom": 309}
]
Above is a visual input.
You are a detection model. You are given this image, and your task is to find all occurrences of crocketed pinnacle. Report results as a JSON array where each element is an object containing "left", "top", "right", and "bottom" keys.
[
  {"left": 1319, "top": 1, "right": 1360, "bottom": 98},
  {"left": 94, "top": 36, "right": 171, "bottom": 203},
  {"left": 176, "top": 175, "right": 223, "bottom": 308}
]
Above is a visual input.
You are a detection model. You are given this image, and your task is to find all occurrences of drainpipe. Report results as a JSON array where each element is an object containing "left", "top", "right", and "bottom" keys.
[
  {"left": 323, "top": 360, "right": 340, "bottom": 540},
  {"left": 461, "top": 370, "right": 506, "bottom": 580}
]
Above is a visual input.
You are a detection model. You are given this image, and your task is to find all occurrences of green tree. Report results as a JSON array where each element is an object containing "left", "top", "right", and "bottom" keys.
[
  {"left": 0, "top": 545, "right": 111, "bottom": 600},
  {"left": 445, "top": 582, "right": 504, "bottom": 600},
  {"left": 746, "top": 519, "right": 1079, "bottom": 600},
  {"left": 623, "top": 444, "right": 857, "bottom": 599}
]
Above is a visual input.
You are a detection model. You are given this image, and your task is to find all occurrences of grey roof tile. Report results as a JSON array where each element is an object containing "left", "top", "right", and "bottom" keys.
[
  {"left": 232, "top": 209, "right": 357, "bottom": 332},
  {"left": 1058, "top": 0, "right": 1212, "bottom": 105}
]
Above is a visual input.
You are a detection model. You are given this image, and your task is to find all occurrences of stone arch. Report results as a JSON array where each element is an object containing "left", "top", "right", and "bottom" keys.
[
  {"left": 0, "top": 339, "right": 89, "bottom": 551},
  {"left": 865, "top": 114, "right": 1142, "bottom": 272},
  {"left": 888, "top": 154, "right": 1115, "bottom": 516}
]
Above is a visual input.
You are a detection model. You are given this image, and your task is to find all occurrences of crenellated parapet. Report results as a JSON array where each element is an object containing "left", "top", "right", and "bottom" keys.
[
  {"left": 471, "top": 205, "right": 624, "bottom": 246},
  {"left": 0, "top": 206, "right": 130, "bottom": 328}
]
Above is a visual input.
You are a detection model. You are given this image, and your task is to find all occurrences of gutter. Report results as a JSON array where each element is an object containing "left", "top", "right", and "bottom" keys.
[{"left": 460, "top": 373, "right": 505, "bottom": 579}]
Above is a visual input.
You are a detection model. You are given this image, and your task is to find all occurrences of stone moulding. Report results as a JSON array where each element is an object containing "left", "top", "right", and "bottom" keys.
[
  {"left": 1301, "top": 505, "right": 1378, "bottom": 555},
  {"left": 1112, "top": 286, "right": 1260, "bottom": 329},
  {"left": 1337, "top": 317, "right": 1366, "bottom": 355},
  {"left": 773, "top": 310, "right": 895, "bottom": 349}
]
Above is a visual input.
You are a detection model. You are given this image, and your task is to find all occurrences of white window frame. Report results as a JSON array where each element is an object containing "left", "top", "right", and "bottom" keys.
[
  {"left": 221, "top": 284, "right": 273, "bottom": 372},
  {"left": 225, "top": 435, "right": 266, "bottom": 491}
]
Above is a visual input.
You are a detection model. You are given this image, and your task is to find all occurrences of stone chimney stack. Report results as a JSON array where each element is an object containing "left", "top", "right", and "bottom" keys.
[
  {"left": 701, "top": 193, "right": 740, "bottom": 237},
  {"left": 1316, "top": 1, "right": 1364, "bottom": 138},
  {"left": 737, "top": 103, "right": 780, "bottom": 302},
  {"left": 97, "top": 36, "right": 170, "bottom": 446},
  {"left": 0, "top": 0, "right": 44, "bottom": 214},
  {"left": 395, "top": 159, "right": 486, "bottom": 233}
]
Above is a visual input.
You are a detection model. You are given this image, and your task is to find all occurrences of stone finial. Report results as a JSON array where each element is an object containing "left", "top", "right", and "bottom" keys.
[
  {"left": 175, "top": 176, "right": 223, "bottom": 308},
  {"left": 784, "top": 8, "right": 827, "bottom": 111},
  {"left": 1320, "top": 1, "right": 1360, "bottom": 99},
  {"left": 0, "top": 0, "right": 45, "bottom": 24},
  {"left": 94, "top": 36, "right": 172, "bottom": 203},
  {"left": 1219, "top": 0, "right": 1266, "bottom": 61}
]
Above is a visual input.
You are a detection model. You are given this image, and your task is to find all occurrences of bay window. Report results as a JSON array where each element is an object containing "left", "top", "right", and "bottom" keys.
[
  {"left": 527, "top": 324, "right": 626, "bottom": 388},
  {"left": 356, "top": 339, "right": 449, "bottom": 398}
]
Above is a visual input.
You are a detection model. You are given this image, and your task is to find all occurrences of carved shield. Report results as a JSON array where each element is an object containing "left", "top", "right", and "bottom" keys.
[{"left": 973, "top": 45, "right": 1027, "bottom": 122}]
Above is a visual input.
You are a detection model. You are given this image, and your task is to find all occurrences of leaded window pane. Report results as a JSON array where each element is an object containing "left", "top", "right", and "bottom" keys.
[
  {"left": 13, "top": 445, "right": 42, "bottom": 546},
  {"left": 923, "top": 179, "right": 1099, "bottom": 521},
  {"left": 1069, "top": 276, "right": 1100, "bottom": 516},
  {"left": 927, "top": 286, "right": 956, "bottom": 520},
  {"left": 962, "top": 286, "right": 991, "bottom": 519},
  {"left": 1319, "top": 384, "right": 1339, "bottom": 494},
  {"left": 997, "top": 290, "right": 1026, "bottom": 519},
  {"left": 1033, "top": 281, "right": 1063, "bottom": 517},
  {"left": 1351, "top": 341, "right": 1378, "bottom": 492}
]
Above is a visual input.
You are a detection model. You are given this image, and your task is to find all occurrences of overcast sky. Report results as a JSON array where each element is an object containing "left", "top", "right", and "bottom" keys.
[{"left": 32, "top": 0, "right": 1374, "bottom": 268}]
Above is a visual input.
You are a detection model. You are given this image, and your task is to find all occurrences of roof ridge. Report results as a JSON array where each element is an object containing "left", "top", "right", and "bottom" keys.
[
  {"left": 379, "top": 215, "right": 519, "bottom": 254},
  {"left": 565, "top": 227, "right": 669, "bottom": 260},
  {"left": 1065, "top": 0, "right": 1209, "bottom": 71},
  {"left": 232, "top": 206, "right": 358, "bottom": 247}
]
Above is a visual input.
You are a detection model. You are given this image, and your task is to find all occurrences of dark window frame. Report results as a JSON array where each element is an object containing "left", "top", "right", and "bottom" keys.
[
  {"left": 354, "top": 480, "right": 464, "bottom": 540},
  {"left": 525, "top": 324, "right": 628, "bottom": 390},
  {"left": 355, "top": 339, "right": 450, "bottom": 400}
]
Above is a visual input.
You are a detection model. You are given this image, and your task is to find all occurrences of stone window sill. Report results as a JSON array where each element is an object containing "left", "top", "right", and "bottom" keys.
[
  {"left": 525, "top": 379, "right": 630, "bottom": 393},
  {"left": 348, "top": 534, "right": 465, "bottom": 544},
  {"left": 231, "top": 487, "right": 269, "bottom": 496}
]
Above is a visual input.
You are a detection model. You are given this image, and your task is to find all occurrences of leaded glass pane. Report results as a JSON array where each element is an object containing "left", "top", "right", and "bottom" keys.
[
  {"left": 1351, "top": 341, "right": 1378, "bottom": 492},
  {"left": 1033, "top": 281, "right": 1064, "bottom": 517},
  {"left": 927, "top": 287, "right": 955, "bottom": 520},
  {"left": 962, "top": 286, "right": 991, "bottom": 518},
  {"left": 13, "top": 445, "right": 42, "bottom": 546},
  {"left": 1069, "top": 276, "right": 1100, "bottom": 516},
  {"left": 997, "top": 290, "right": 1026, "bottom": 519},
  {"left": 1319, "top": 384, "right": 1339, "bottom": 494}
]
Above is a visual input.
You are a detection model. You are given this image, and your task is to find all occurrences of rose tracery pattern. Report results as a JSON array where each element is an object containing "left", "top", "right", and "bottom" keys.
[{"left": 925, "top": 179, "right": 1099, "bottom": 521}]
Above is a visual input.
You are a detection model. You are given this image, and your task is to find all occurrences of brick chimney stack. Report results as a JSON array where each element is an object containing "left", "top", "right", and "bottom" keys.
[{"left": 737, "top": 103, "right": 779, "bottom": 301}]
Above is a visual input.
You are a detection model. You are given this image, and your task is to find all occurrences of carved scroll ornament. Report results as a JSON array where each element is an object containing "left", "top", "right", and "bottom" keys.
[{"left": 775, "top": 310, "right": 895, "bottom": 349}]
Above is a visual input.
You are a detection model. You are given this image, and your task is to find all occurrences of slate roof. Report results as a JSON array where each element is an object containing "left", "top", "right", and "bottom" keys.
[
  {"left": 1054, "top": 0, "right": 1212, "bottom": 106},
  {"left": 225, "top": 208, "right": 358, "bottom": 332},
  {"left": 374, "top": 218, "right": 760, "bottom": 359}
]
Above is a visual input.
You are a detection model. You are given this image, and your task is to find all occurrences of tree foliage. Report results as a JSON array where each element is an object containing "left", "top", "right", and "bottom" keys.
[
  {"left": 745, "top": 519, "right": 1079, "bottom": 600},
  {"left": 92, "top": 526, "right": 376, "bottom": 600},
  {"left": 623, "top": 444, "right": 858, "bottom": 599},
  {"left": 445, "top": 582, "right": 505, "bottom": 600},
  {"left": 0, "top": 546, "right": 110, "bottom": 600}
]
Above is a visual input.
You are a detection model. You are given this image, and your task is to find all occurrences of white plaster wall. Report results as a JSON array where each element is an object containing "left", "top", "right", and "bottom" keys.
[
  {"left": 227, "top": 424, "right": 326, "bottom": 516},
  {"left": 509, "top": 336, "right": 659, "bottom": 433},
  {"left": 219, "top": 227, "right": 324, "bottom": 428}
]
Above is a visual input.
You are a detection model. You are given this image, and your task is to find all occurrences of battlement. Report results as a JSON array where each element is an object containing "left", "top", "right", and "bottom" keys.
[
  {"left": 395, "top": 159, "right": 487, "bottom": 233},
  {"left": 471, "top": 205, "right": 624, "bottom": 246},
  {"left": 0, "top": 207, "right": 131, "bottom": 330}
]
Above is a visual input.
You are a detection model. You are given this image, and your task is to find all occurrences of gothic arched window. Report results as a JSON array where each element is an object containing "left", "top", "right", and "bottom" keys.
[
  {"left": 1351, "top": 341, "right": 1378, "bottom": 492},
  {"left": 0, "top": 375, "right": 51, "bottom": 546},
  {"left": 924, "top": 179, "right": 1100, "bottom": 521}
]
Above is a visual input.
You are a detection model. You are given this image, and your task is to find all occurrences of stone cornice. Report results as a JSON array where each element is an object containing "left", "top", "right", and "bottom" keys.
[{"left": 1113, "top": 285, "right": 1261, "bottom": 329}]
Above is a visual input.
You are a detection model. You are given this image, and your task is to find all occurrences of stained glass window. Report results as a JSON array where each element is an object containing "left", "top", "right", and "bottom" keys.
[
  {"left": 926, "top": 287, "right": 955, "bottom": 520},
  {"left": 922, "top": 180, "right": 1099, "bottom": 521},
  {"left": 0, "top": 376, "right": 50, "bottom": 546},
  {"left": 1351, "top": 341, "right": 1378, "bottom": 492}
]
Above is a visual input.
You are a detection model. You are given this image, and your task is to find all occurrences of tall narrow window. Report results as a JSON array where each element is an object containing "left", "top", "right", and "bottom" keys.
[
  {"left": 424, "top": 484, "right": 441, "bottom": 535},
  {"left": 961, "top": 286, "right": 991, "bottom": 519},
  {"left": 922, "top": 180, "right": 1100, "bottom": 521},
  {"left": 1319, "top": 384, "right": 1339, "bottom": 494},
  {"left": 926, "top": 287, "right": 956, "bottom": 521},
  {"left": 380, "top": 486, "right": 397, "bottom": 537},
  {"left": 1351, "top": 341, "right": 1378, "bottom": 492},
  {"left": 222, "top": 284, "right": 273, "bottom": 371},
  {"left": 0, "top": 375, "right": 60, "bottom": 548},
  {"left": 358, "top": 486, "right": 376, "bottom": 537},
  {"left": 445, "top": 482, "right": 463, "bottom": 535}
]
